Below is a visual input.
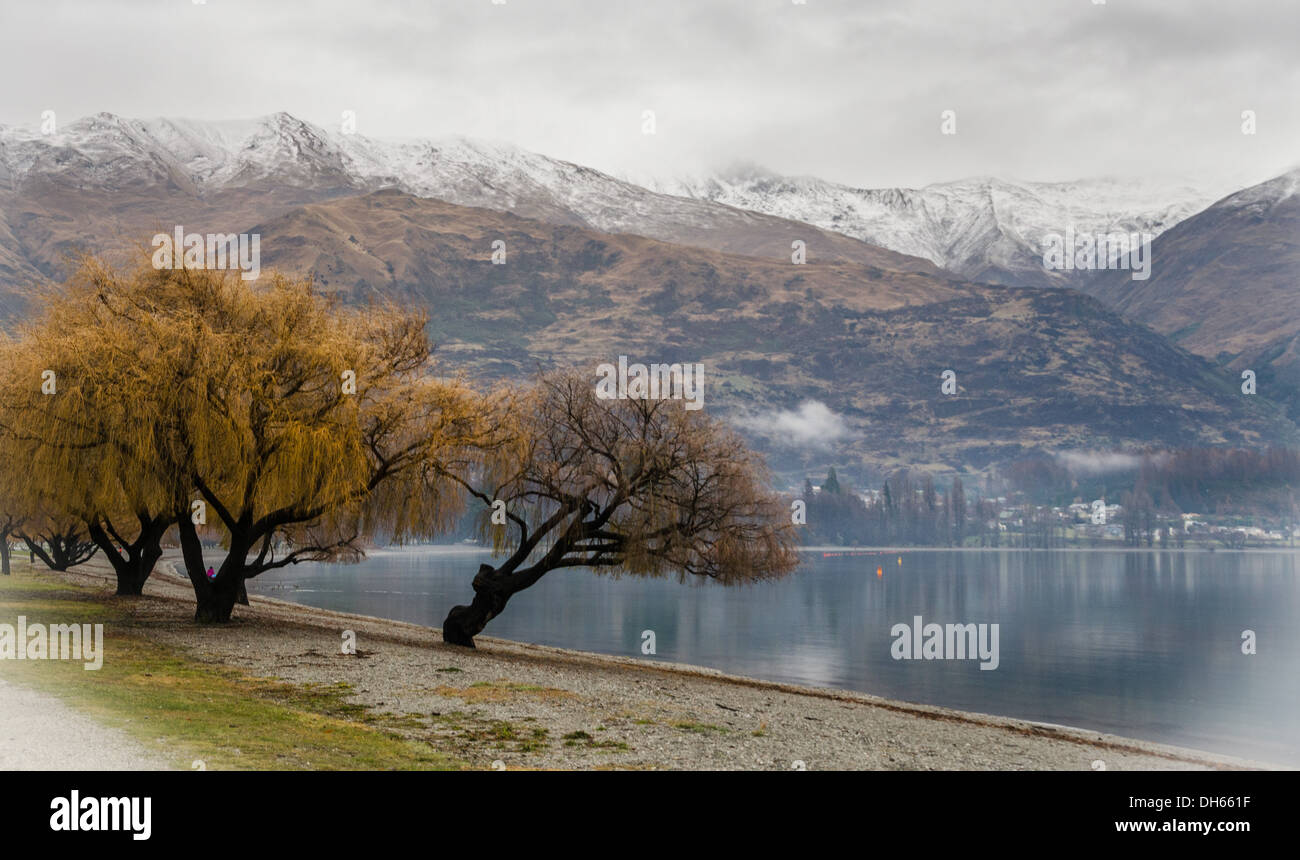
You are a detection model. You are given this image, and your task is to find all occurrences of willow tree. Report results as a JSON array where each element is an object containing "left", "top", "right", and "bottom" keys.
[
  {"left": 0, "top": 258, "right": 192, "bottom": 594},
  {"left": 0, "top": 337, "right": 30, "bottom": 575},
  {"left": 0, "top": 254, "right": 485, "bottom": 610},
  {"left": 154, "top": 265, "right": 486, "bottom": 622},
  {"left": 440, "top": 369, "right": 801, "bottom": 647},
  {"left": 19, "top": 511, "right": 99, "bottom": 571}
]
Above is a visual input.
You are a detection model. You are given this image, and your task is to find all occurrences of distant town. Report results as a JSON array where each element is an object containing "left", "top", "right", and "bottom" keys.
[{"left": 792, "top": 462, "right": 1298, "bottom": 549}]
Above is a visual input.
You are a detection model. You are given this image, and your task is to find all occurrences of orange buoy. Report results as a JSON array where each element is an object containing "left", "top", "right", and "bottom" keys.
[{"left": 876, "top": 566, "right": 883, "bottom": 577}]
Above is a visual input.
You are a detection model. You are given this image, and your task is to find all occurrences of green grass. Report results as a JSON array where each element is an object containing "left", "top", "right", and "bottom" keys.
[
  {"left": 438, "top": 719, "right": 550, "bottom": 753},
  {"left": 562, "top": 729, "right": 629, "bottom": 751},
  {"left": 0, "top": 564, "right": 466, "bottom": 770},
  {"left": 670, "top": 721, "right": 729, "bottom": 735}
]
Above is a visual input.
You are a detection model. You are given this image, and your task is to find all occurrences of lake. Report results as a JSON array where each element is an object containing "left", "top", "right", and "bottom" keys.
[{"left": 247, "top": 546, "right": 1300, "bottom": 766}]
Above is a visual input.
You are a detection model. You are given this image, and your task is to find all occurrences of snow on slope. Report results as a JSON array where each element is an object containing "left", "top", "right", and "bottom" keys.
[
  {"left": 647, "top": 166, "right": 1235, "bottom": 285},
  {"left": 0, "top": 112, "right": 803, "bottom": 238},
  {"left": 0, "top": 112, "right": 1242, "bottom": 285}
]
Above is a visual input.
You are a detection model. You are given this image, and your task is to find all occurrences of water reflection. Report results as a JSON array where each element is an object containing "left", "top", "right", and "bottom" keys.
[{"left": 249, "top": 547, "right": 1300, "bottom": 765}]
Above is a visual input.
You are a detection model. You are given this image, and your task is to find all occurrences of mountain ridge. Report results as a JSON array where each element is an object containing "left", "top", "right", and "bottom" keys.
[
  {"left": 646, "top": 167, "right": 1240, "bottom": 288},
  {"left": 1082, "top": 166, "right": 1300, "bottom": 419},
  {"left": 244, "top": 188, "right": 1300, "bottom": 474},
  {"left": 2, "top": 113, "right": 1297, "bottom": 473},
  {"left": 0, "top": 111, "right": 942, "bottom": 292}
]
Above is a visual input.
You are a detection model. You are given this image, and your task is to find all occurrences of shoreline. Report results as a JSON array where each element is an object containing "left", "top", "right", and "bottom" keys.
[
  {"left": 352, "top": 542, "right": 1300, "bottom": 555},
  {"left": 800, "top": 548, "right": 1300, "bottom": 556},
  {"left": 5, "top": 557, "right": 1283, "bottom": 771}
]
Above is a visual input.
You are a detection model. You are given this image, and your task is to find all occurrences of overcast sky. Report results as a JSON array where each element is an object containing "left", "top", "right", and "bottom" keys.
[{"left": 0, "top": 0, "right": 1295, "bottom": 188}]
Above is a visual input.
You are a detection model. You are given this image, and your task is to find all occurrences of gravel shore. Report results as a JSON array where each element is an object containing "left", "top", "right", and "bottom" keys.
[{"left": 20, "top": 558, "right": 1277, "bottom": 771}]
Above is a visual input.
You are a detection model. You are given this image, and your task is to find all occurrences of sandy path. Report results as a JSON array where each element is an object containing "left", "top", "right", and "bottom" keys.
[
  {"left": 28, "top": 558, "right": 1281, "bottom": 771},
  {"left": 0, "top": 676, "right": 170, "bottom": 770}
]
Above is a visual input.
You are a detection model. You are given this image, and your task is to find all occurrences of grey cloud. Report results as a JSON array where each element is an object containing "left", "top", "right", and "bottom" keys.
[{"left": 0, "top": 0, "right": 1294, "bottom": 188}]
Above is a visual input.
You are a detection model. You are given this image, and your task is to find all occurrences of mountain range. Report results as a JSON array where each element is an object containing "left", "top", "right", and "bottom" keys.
[
  {"left": 0, "top": 111, "right": 937, "bottom": 306},
  {"left": 248, "top": 188, "right": 1297, "bottom": 473},
  {"left": 1, "top": 112, "right": 1296, "bottom": 478}
]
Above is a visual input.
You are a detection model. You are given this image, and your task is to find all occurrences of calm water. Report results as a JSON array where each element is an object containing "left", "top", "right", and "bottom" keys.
[{"left": 248, "top": 547, "right": 1300, "bottom": 765}]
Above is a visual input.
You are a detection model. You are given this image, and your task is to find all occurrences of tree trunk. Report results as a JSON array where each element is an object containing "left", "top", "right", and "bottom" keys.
[
  {"left": 188, "top": 572, "right": 250, "bottom": 621},
  {"left": 193, "top": 572, "right": 246, "bottom": 623},
  {"left": 180, "top": 518, "right": 250, "bottom": 623},
  {"left": 176, "top": 514, "right": 209, "bottom": 590},
  {"left": 1, "top": 540, "right": 10, "bottom": 575},
  {"left": 114, "top": 540, "right": 159, "bottom": 596},
  {"left": 442, "top": 564, "right": 519, "bottom": 648},
  {"left": 87, "top": 518, "right": 167, "bottom": 596},
  {"left": 114, "top": 565, "right": 149, "bottom": 596},
  {"left": 23, "top": 536, "right": 65, "bottom": 571}
]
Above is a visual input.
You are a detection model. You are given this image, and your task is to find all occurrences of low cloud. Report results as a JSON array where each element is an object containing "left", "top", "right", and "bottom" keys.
[
  {"left": 1054, "top": 450, "right": 1169, "bottom": 476},
  {"left": 743, "top": 401, "right": 851, "bottom": 449}
]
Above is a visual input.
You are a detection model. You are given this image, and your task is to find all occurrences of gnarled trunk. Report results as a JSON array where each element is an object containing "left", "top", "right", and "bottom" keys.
[
  {"left": 111, "top": 539, "right": 160, "bottom": 596},
  {"left": 178, "top": 517, "right": 251, "bottom": 623},
  {"left": 193, "top": 572, "right": 246, "bottom": 623},
  {"left": 87, "top": 516, "right": 168, "bottom": 596},
  {"left": 191, "top": 567, "right": 251, "bottom": 623},
  {"left": 114, "top": 565, "right": 150, "bottom": 596},
  {"left": 442, "top": 563, "right": 532, "bottom": 648}
]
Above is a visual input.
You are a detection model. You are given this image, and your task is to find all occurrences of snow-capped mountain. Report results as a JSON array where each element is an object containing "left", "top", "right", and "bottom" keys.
[
  {"left": 0, "top": 112, "right": 938, "bottom": 278},
  {"left": 0, "top": 111, "right": 602, "bottom": 200},
  {"left": 647, "top": 166, "right": 1235, "bottom": 287},
  {"left": 0, "top": 111, "right": 1264, "bottom": 295},
  {"left": 1, "top": 113, "right": 1297, "bottom": 464}
]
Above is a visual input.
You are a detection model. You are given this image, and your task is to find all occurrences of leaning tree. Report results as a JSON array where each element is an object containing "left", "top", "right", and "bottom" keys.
[{"left": 439, "top": 369, "right": 801, "bottom": 647}]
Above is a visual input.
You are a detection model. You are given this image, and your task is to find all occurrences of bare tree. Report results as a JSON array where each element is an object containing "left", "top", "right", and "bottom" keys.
[{"left": 440, "top": 369, "right": 800, "bottom": 647}]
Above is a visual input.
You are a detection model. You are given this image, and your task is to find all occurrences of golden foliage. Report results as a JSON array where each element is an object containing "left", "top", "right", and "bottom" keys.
[
  {"left": 0, "top": 254, "right": 490, "bottom": 576},
  {"left": 1, "top": 250, "right": 798, "bottom": 617}
]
